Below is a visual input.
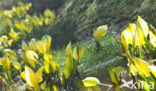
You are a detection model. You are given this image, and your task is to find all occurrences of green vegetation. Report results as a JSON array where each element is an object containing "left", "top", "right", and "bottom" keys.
[
  {"left": 108, "top": 16, "right": 156, "bottom": 91},
  {"left": 0, "top": 0, "right": 156, "bottom": 91}
]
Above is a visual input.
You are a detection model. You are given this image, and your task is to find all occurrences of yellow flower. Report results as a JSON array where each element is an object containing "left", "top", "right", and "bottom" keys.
[
  {"left": 64, "top": 57, "right": 74, "bottom": 79},
  {"left": 0, "top": 56, "right": 10, "bottom": 72},
  {"left": 7, "top": 39, "right": 14, "bottom": 46},
  {"left": 94, "top": 25, "right": 107, "bottom": 42},
  {"left": 121, "top": 27, "right": 133, "bottom": 50},
  {"left": 44, "top": 18, "right": 49, "bottom": 25},
  {"left": 36, "top": 35, "right": 52, "bottom": 54},
  {"left": 0, "top": 35, "right": 8, "bottom": 42},
  {"left": 36, "top": 41, "right": 47, "bottom": 54},
  {"left": 42, "top": 35, "right": 52, "bottom": 52},
  {"left": 44, "top": 53, "right": 52, "bottom": 63},
  {"left": 73, "top": 45, "right": 83, "bottom": 62},
  {"left": 50, "top": 60, "right": 60, "bottom": 74},
  {"left": 137, "top": 16, "right": 149, "bottom": 37},
  {"left": 52, "top": 85, "right": 59, "bottom": 91},
  {"left": 24, "top": 50, "right": 38, "bottom": 62},
  {"left": 134, "top": 16, "right": 149, "bottom": 48},
  {"left": 66, "top": 42, "right": 72, "bottom": 57},
  {"left": 9, "top": 28, "right": 19, "bottom": 41},
  {"left": 21, "top": 66, "right": 44, "bottom": 90},
  {"left": 44, "top": 9, "right": 55, "bottom": 25},
  {"left": 129, "top": 62, "right": 139, "bottom": 76},
  {"left": 149, "top": 30, "right": 156, "bottom": 47},
  {"left": 29, "top": 38, "right": 37, "bottom": 51},
  {"left": 151, "top": 39, "right": 156, "bottom": 47},
  {"left": 4, "top": 10, "right": 12, "bottom": 18},
  {"left": 44, "top": 53, "right": 52, "bottom": 73},
  {"left": 24, "top": 50, "right": 38, "bottom": 68},
  {"left": 4, "top": 49, "right": 16, "bottom": 56},
  {"left": 133, "top": 57, "right": 150, "bottom": 76}
]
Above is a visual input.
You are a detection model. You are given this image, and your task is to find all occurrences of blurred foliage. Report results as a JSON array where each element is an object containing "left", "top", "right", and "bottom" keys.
[
  {"left": 21, "top": 0, "right": 65, "bottom": 13},
  {"left": 0, "top": 2, "right": 109, "bottom": 91},
  {"left": 45, "top": 0, "right": 156, "bottom": 42},
  {"left": 0, "top": 2, "right": 55, "bottom": 36}
]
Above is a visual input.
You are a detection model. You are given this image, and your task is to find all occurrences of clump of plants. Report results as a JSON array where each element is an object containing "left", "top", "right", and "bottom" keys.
[
  {"left": 0, "top": 34, "right": 110, "bottom": 91},
  {"left": 0, "top": 2, "right": 111, "bottom": 91},
  {"left": 108, "top": 16, "right": 156, "bottom": 91},
  {"left": 0, "top": 1, "right": 55, "bottom": 49}
]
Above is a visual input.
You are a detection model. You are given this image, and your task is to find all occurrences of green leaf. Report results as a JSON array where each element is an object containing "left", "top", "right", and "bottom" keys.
[
  {"left": 40, "top": 81, "right": 46, "bottom": 90},
  {"left": 109, "top": 69, "right": 118, "bottom": 86}
]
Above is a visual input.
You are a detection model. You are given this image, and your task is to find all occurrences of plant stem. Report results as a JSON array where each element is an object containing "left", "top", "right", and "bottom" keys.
[{"left": 100, "top": 83, "right": 112, "bottom": 91}]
